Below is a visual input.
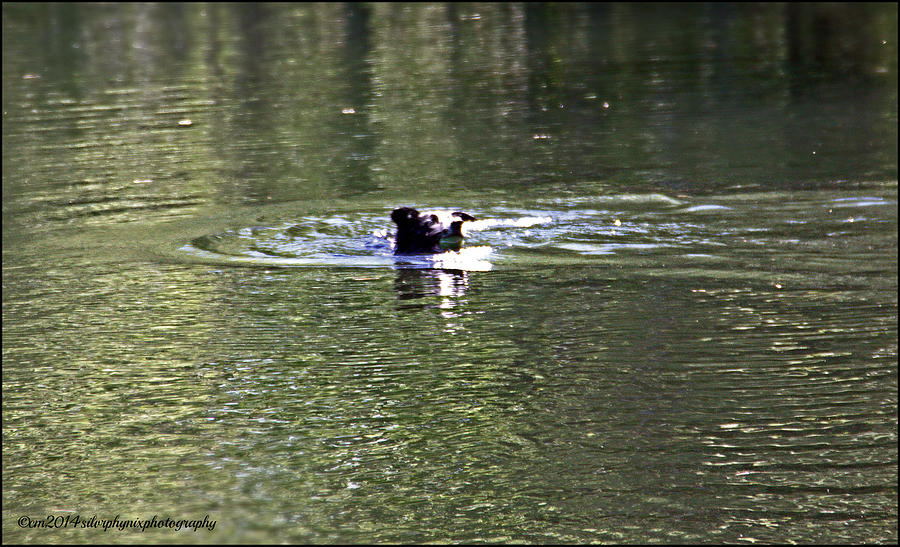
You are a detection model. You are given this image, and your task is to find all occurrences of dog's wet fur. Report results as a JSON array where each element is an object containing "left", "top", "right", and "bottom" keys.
[{"left": 391, "top": 207, "right": 476, "bottom": 254}]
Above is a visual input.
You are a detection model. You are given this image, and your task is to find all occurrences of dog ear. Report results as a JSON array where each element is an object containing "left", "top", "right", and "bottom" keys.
[
  {"left": 452, "top": 211, "right": 476, "bottom": 222},
  {"left": 391, "top": 207, "right": 419, "bottom": 224}
]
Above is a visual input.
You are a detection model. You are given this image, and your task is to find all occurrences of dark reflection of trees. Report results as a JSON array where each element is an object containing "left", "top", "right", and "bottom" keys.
[
  {"left": 156, "top": 3, "right": 190, "bottom": 61},
  {"left": 523, "top": 2, "right": 561, "bottom": 115},
  {"left": 3, "top": 3, "right": 84, "bottom": 98},
  {"left": 226, "top": 3, "right": 278, "bottom": 203},
  {"left": 235, "top": 3, "right": 270, "bottom": 111},
  {"left": 339, "top": 2, "right": 376, "bottom": 195},
  {"left": 2, "top": 2, "right": 895, "bottom": 200},
  {"left": 788, "top": 3, "right": 894, "bottom": 85}
]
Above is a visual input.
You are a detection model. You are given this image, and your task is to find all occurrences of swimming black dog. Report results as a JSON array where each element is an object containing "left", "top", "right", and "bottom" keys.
[{"left": 391, "top": 207, "right": 477, "bottom": 254}]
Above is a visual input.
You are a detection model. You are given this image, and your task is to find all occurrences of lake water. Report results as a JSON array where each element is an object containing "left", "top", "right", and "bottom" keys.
[{"left": 2, "top": 3, "right": 897, "bottom": 544}]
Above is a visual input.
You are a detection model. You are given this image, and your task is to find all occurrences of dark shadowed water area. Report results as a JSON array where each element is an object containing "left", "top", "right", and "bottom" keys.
[{"left": 2, "top": 3, "right": 897, "bottom": 544}]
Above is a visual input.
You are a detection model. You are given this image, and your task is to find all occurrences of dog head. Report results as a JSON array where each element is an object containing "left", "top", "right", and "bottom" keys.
[{"left": 391, "top": 207, "right": 476, "bottom": 254}]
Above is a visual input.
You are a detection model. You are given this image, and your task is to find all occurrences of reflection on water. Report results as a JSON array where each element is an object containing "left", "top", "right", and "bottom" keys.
[
  {"left": 3, "top": 1, "right": 897, "bottom": 544},
  {"left": 393, "top": 246, "right": 494, "bottom": 272},
  {"left": 394, "top": 269, "right": 474, "bottom": 319}
]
